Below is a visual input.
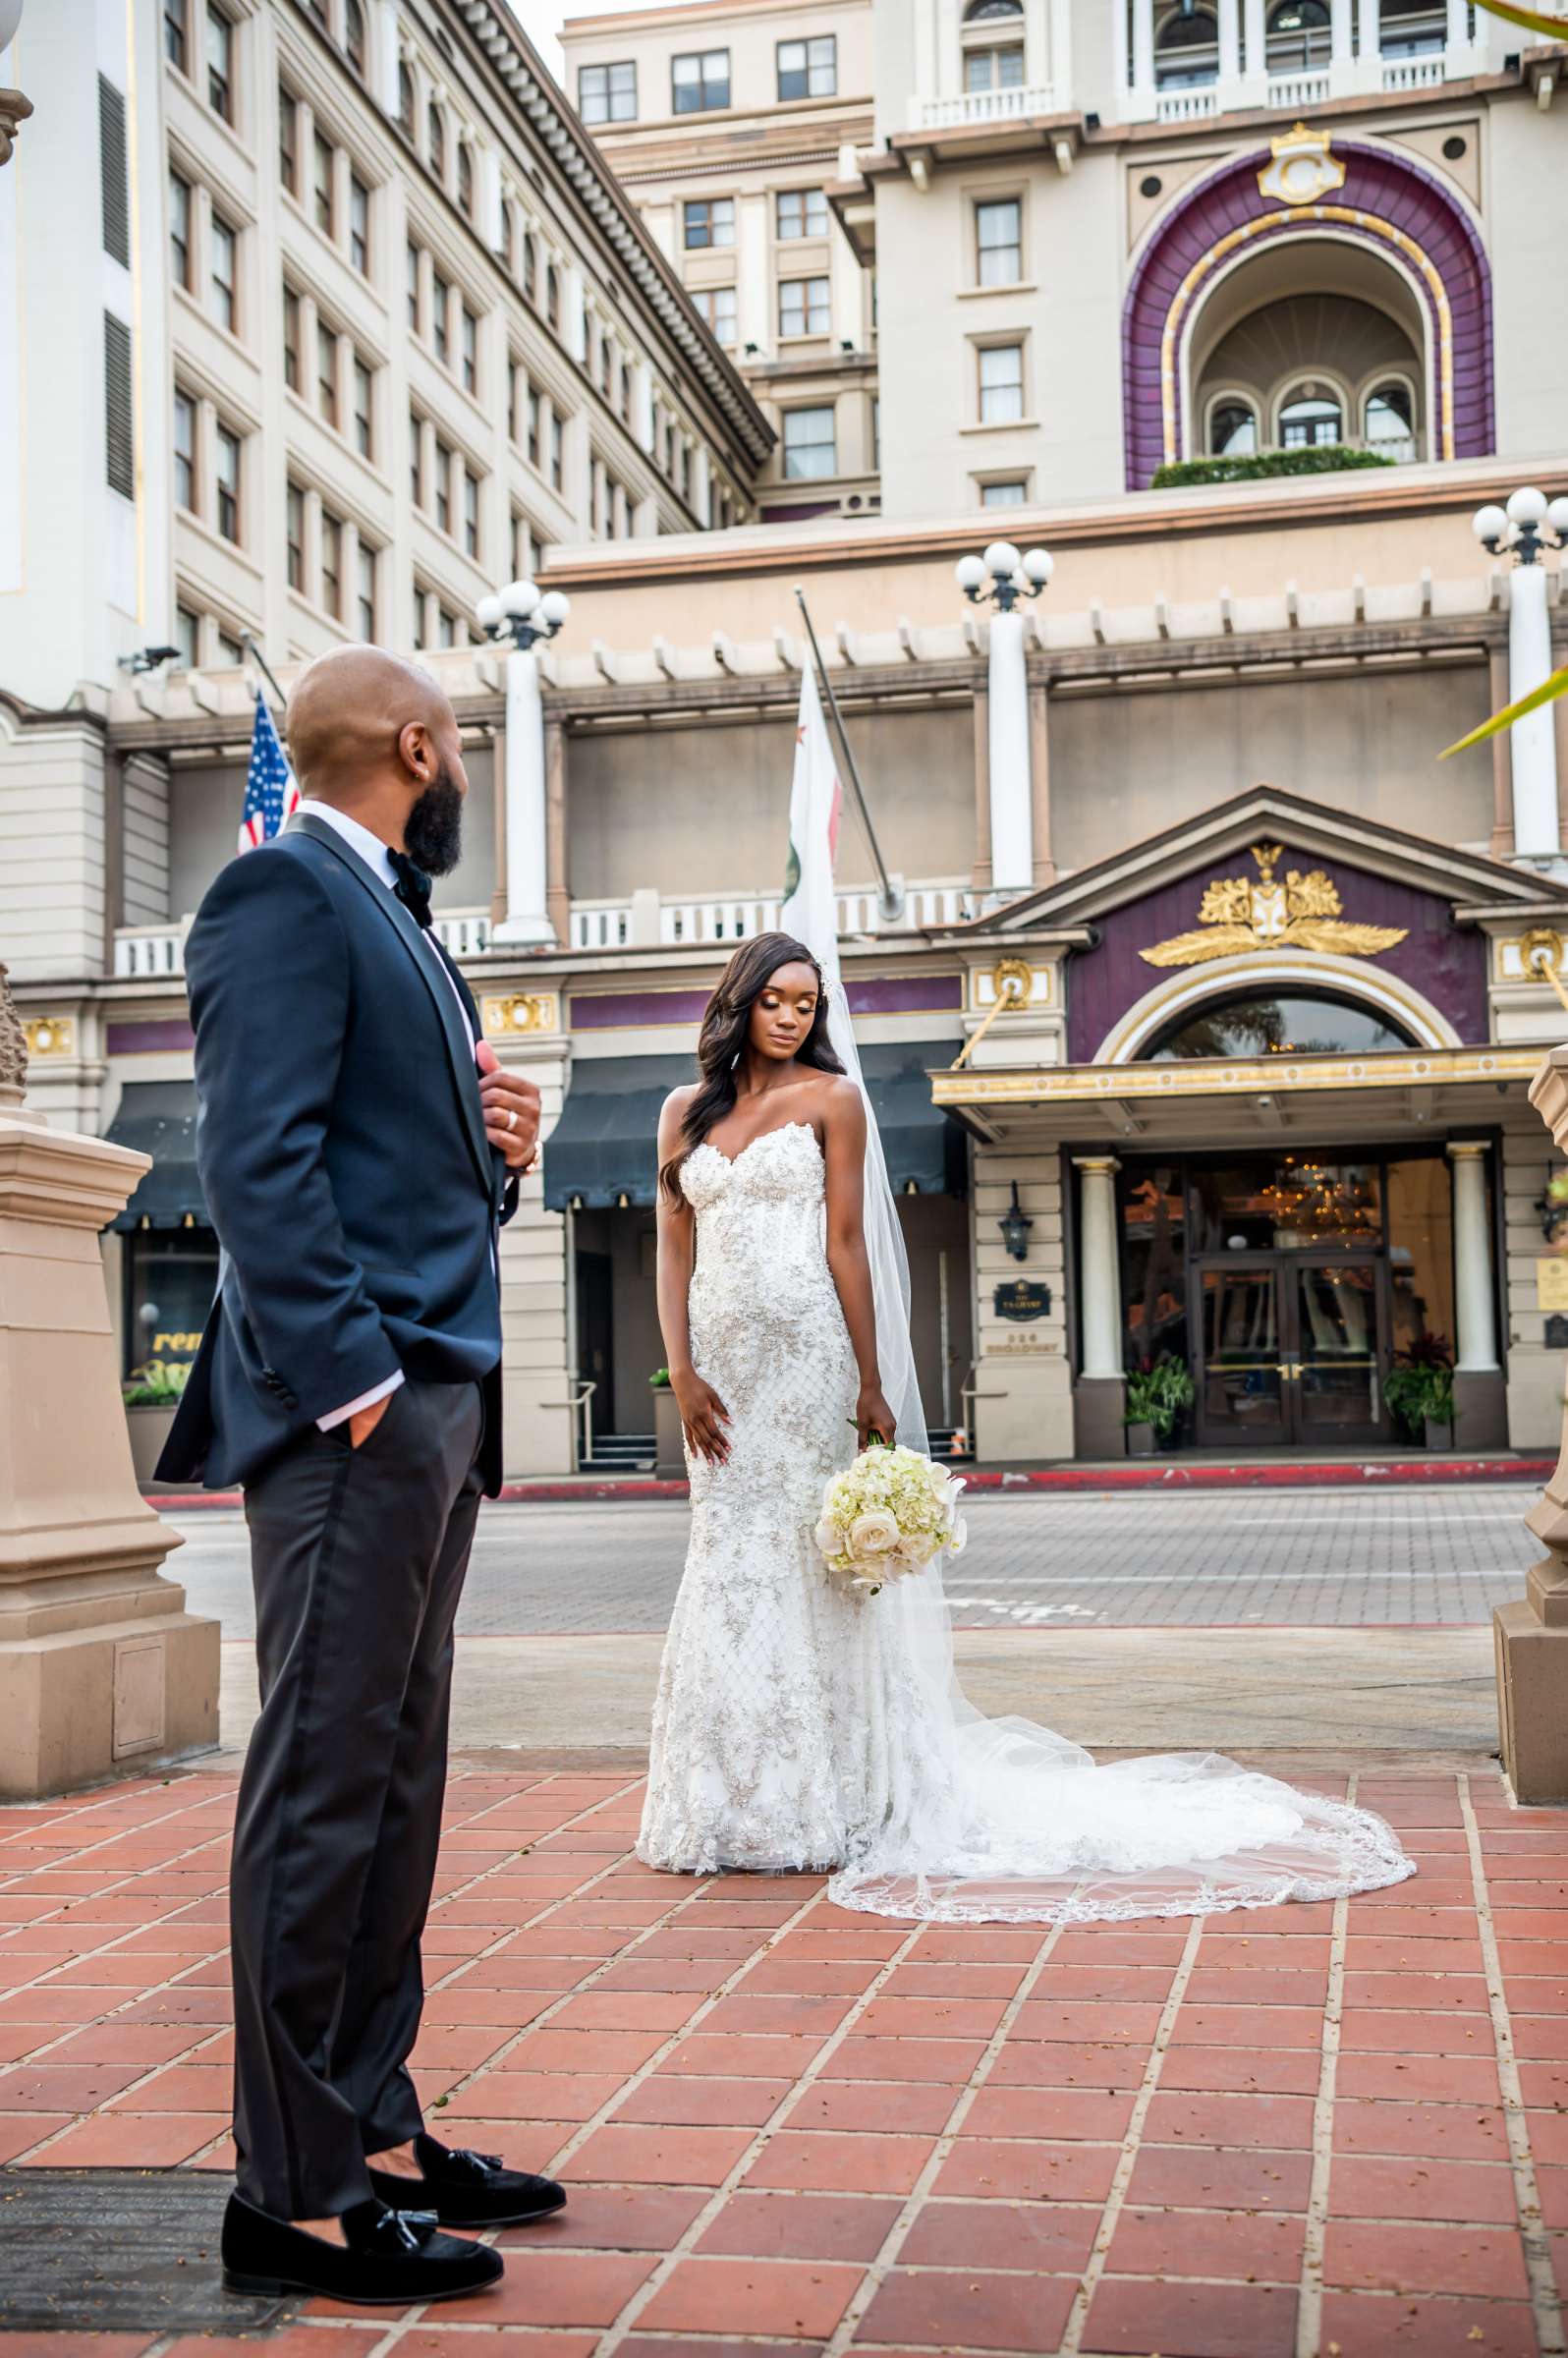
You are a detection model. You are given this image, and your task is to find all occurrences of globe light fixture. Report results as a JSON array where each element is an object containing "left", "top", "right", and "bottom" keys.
[
  {"left": 1474, "top": 489, "right": 1566, "bottom": 568},
  {"left": 956, "top": 541, "right": 1054, "bottom": 617},
  {"left": 478, "top": 578, "right": 569, "bottom": 650}
]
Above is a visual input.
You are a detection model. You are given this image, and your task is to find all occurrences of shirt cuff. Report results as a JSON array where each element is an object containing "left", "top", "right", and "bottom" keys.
[{"left": 316, "top": 1369, "right": 404, "bottom": 1432}]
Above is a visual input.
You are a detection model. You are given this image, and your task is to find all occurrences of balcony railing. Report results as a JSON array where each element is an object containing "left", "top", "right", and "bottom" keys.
[
  {"left": 1155, "top": 85, "right": 1219, "bottom": 121},
  {"left": 1265, "top": 67, "right": 1333, "bottom": 107},
  {"left": 115, "top": 909, "right": 491, "bottom": 979},
  {"left": 1130, "top": 35, "right": 1479, "bottom": 123},
  {"left": 910, "top": 83, "right": 1058, "bottom": 131},
  {"left": 568, "top": 881, "right": 976, "bottom": 954},
  {"left": 1381, "top": 52, "right": 1447, "bottom": 89}
]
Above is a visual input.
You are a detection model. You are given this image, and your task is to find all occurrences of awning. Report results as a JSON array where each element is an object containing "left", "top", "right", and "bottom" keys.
[
  {"left": 106, "top": 1081, "right": 208, "bottom": 1232},
  {"left": 543, "top": 1043, "right": 965, "bottom": 1213}
]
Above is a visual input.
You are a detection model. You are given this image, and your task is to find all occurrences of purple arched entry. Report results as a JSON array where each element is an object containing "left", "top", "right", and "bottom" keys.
[{"left": 1121, "top": 141, "right": 1494, "bottom": 490}]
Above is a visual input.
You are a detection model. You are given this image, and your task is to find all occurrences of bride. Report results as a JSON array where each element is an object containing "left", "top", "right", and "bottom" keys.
[{"left": 637, "top": 930, "right": 1414, "bottom": 1923}]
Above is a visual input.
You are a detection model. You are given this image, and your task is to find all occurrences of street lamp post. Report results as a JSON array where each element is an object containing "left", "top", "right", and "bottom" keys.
[
  {"left": 476, "top": 578, "right": 571, "bottom": 946},
  {"left": 1473, "top": 488, "right": 1568, "bottom": 871},
  {"left": 956, "top": 540, "right": 1053, "bottom": 901}
]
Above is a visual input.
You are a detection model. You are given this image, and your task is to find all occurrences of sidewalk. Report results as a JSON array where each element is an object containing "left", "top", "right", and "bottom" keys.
[{"left": 2, "top": 1754, "right": 1564, "bottom": 2357}]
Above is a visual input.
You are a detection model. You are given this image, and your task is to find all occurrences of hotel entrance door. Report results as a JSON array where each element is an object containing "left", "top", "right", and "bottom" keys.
[{"left": 1194, "top": 1255, "right": 1388, "bottom": 1448}]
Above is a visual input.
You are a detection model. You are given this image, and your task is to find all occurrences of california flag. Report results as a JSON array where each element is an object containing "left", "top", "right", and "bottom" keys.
[{"left": 779, "top": 658, "right": 843, "bottom": 985}]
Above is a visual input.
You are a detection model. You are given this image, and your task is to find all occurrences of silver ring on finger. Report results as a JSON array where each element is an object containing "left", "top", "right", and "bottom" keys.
[{"left": 506, "top": 1107, "right": 517, "bottom": 1131}]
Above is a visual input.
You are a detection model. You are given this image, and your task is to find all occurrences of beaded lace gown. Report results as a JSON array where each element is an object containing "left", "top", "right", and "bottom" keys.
[{"left": 636, "top": 1120, "right": 1415, "bottom": 1923}]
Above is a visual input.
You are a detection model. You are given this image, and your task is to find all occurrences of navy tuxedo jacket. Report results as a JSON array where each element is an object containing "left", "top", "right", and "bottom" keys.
[{"left": 157, "top": 811, "right": 516, "bottom": 1494}]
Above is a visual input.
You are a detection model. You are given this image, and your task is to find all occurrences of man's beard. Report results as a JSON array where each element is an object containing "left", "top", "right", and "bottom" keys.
[{"left": 405, "top": 765, "right": 464, "bottom": 875}]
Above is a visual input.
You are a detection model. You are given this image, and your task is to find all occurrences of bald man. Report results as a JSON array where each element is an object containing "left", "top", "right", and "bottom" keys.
[{"left": 159, "top": 649, "right": 558, "bottom": 2306}]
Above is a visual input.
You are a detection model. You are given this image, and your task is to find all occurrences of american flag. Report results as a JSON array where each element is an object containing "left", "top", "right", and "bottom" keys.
[{"left": 237, "top": 693, "right": 300, "bottom": 853}]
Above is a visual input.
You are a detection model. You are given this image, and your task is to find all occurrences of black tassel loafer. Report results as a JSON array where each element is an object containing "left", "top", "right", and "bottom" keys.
[
  {"left": 367, "top": 2133, "right": 568, "bottom": 2229},
  {"left": 221, "top": 2191, "right": 504, "bottom": 2305}
]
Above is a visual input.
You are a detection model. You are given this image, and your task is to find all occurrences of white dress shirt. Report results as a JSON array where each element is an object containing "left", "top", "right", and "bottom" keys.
[{"left": 296, "top": 798, "right": 479, "bottom": 1432}]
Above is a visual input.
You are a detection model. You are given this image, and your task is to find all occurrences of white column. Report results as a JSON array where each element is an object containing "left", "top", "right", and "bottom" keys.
[
  {"left": 986, "top": 610, "right": 1033, "bottom": 895},
  {"left": 691, "top": 443, "right": 712, "bottom": 528},
  {"left": 1330, "top": 0, "right": 1354, "bottom": 64},
  {"left": 1047, "top": 0, "right": 1073, "bottom": 101},
  {"left": 1131, "top": 0, "right": 1155, "bottom": 116},
  {"left": 1111, "top": 0, "right": 1130, "bottom": 119},
  {"left": 1217, "top": 0, "right": 1242, "bottom": 84},
  {"left": 1446, "top": 0, "right": 1472, "bottom": 61},
  {"left": 1447, "top": 1142, "right": 1499, "bottom": 1374},
  {"left": 1242, "top": 0, "right": 1267, "bottom": 91},
  {"left": 495, "top": 647, "right": 553, "bottom": 945},
  {"left": 1509, "top": 561, "right": 1562, "bottom": 862},
  {"left": 1356, "top": 0, "right": 1379, "bottom": 58},
  {"left": 1074, "top": 1156, "right": 1123, "bottom": 1379},
  {"left": 562, "top": 261, "right": 587, "bottom": 367}
]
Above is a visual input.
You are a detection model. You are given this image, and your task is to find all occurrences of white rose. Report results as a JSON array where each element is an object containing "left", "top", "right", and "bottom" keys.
[
  {"left": 812, "top": 1518, "right": 842, "bottom": 1556},
  {"left": 849, "top": 1510, "right": 900, "bottom": 1556}
]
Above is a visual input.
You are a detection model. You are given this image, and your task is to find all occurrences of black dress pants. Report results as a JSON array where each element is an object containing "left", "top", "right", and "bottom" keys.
[{"left": 230, "top": 1376, "right": 485, "bottom": 2218}]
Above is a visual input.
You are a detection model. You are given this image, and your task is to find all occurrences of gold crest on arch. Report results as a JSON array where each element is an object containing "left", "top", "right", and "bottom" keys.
[{"left": 1140, "top": 844, "right": 1409, "bottom": 969}]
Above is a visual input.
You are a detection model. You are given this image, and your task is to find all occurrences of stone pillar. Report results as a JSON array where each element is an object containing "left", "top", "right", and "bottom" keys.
[
  {"left": 1072, "top": 1153, "right": 1126, "bottom": 1457},
  {"left": 1446, "top": 0, "right": 1472, "bottom": 62},
  {"left": 1447, "top": 1138, "right": 1508, "bottom": 1449},
  {"left": 1241, "top": 0, "right": 1267, "bottom": 93},
  {"left": 1330, "top": 0, "right": 1354, "bottom": 64},
  {"left": 986, "top": 611, "right": 1033, "bottom": 897},
  {"left": 0, "top": 968, "right": 219, "bottom": 1797},
  {"left": 1509, "top": 563, "right": 1561, "bottom": 865},
  {"left": 1217, "top": 0, "right": 1242, "bottom": 84},
  {"left": 494, "top": 646, "right": 553, "bottom": 945},
  {"left": 1130, "top": 0, "right": 1155, "bottom": 115},
  {"left": 1496, "top": 1045, "right": 1568, "bottom": 1798}
]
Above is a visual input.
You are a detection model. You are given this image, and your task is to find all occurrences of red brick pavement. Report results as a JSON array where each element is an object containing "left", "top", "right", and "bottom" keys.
[{"left": 0, "top": 1760, "right": 1564, "bottom": 2357}]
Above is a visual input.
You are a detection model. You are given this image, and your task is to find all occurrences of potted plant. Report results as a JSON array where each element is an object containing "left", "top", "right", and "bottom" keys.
[
  {"left": 1384, "top": 1332, "right": 1456, "bottom": 1451},
  {"left": 122, "top": 1357, "right": 191, "bottom": 1486},
  {"left": 1123, "top": 1354, "right": 1196, "bottom": 1457},
  {"left": 649, "top": 1367, "right": 686, "bottom": 1480}
]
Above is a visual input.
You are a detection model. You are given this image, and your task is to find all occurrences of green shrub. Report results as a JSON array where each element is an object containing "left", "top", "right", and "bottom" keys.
[
  {"left": 1124, "top": 1354, "right": 1196, "bottom": 1440},
  {"left": 123, "top": 1358, "right": 192, "bottom": 1408},
  {"left": 1384, "top": 1332, "right": 1455, "bottom": 1439},
  {"left": 648, "top": 1366, "right": 671, "bottom": 1390},
  {"left": 1151, "top": 445, "right": 1398, "bottom": 491}
]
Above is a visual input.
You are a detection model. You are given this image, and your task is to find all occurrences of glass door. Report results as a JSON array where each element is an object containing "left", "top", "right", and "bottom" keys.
[
  {"left": 1194, "top": 1261, "right": 1290, "bottom": 1447},
  {"left": 1194, "top": 1255, "right": 1391, "bottom": 1448},
  {"left": 1289, "top": 1258, "right": 1387, "bottom": 1446}
]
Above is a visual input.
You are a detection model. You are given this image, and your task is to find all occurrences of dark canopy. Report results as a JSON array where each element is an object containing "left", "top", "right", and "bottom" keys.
[{"left": 106, "top": 1081, "right": 208, "bottom": 1232}]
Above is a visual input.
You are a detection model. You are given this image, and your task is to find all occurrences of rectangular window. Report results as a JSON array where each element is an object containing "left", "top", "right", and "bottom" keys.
[
  {"left": 431, "top": 272, "right": 449, "bottom": 364},
  {"left": 672, "top": 48, "right": 729, "bottom": 112},
  {"left": 104, "top": 312, "right": 134, "bottom": 497},
  {"left": 357, "top": 542, "right": 376, "bottom": 640},
  {"left": 976, "top": 196, "right": 1022, "bottom": 288},
  {"left": 99, "top": 77, "right": 131, "bottom": 267},
  {"left": 777, "top": 35, "right": 835, "bottom": 100},
  {"left": 434, "top": 440, "right": 451, "bottom": 533},
  {"left": 978, "top": 340, "right": 1025, "bottom": 423},
  {"left": 775, "top": 187, "right": 828, "bottom": 240},
  {"left": 980, "top": 477, "right": 1028, "bottom": 507},
  {"left": 966, "top": 44, "right": 1026, "bottom": 91},
  {"left": 205, "top": 6, "right": 233, "bottom": 121},
  {"left": 782, "top": 404, "right": 835, "bottom": 479},
  {"left": 409, "top": 408, "right": 422, "bottom": 504},
  {"left": 463, "top": 469, "right": 479, "bottom": 558},
  {"left": 217, "top": 628, "right": 245, "bottom": 665},
  {"left": 209, "top": 212, "right": 237, "bottom": 332},
  {"left": 278, "top": 85, "right": 298, "bottom": 193},
  {"left": 169, "top": 170, "right": 192, "bottom": 288},
  {"left": 215, "top": 421, "right": 241, "bottom": 541},
  {"left": 437, "top": 607, "right": 456, "bottom": 648},
  {"left": 282, "top": 284, "right": 300, "bottom": 389},
  {"left": 406, "top": 239, "right": 420, "bottom": 331},
  {"left": 320, "top": 511, "right": 342, "bottom": 618},
  {"left": 353, "top": 355, "right": 372, "bottom": 457},
  {"left": 692, "top": 284, "right": 737, "bottom": 345},
  {"left": 682, "top": 196, "right": 734, "bottom": 250},
  {"left": 286, "top": 480, "right": 305, "bottom": 589},
  {"left": 349, "top": 173, "right": 369, "bottom": 273},
  {"left": 312, "top": 131, "right": 334, "bottom": 236},
  {"left": 778, "top": 275, "right": 830, "bottom": 337},
  {"left": 317, "top": 321, "right": 338, "bottom": 426},
  {"left": 173, "top": 388, "right": 196, "bottom": 509},
  {"left": 528, "top": 386, "right": 541, "bottom": 467},
  {"left": 164, "top": 0, "right": 188, "bottom": 73},
  {"left": 578, "top": 60, "right": 636, "bottom": 124},
  {"left": 549, "top": 412, "right": 563, "bottom": 491},
  {"left": 461, "top": 305, "right": 477, "bottom": 394},
  {"left": 175, "top": 604, "right": 199, "bottom": 667}
]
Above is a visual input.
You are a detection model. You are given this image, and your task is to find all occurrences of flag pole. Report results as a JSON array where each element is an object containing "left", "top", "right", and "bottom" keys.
[
  {"left": 242, "top": 631, "right": 290, "bottom": 715},
  {"left": 793, "top": 587, "right": 902, "bottom": 923}
]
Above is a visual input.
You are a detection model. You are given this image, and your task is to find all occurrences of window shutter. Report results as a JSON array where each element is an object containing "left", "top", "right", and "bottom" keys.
[
  {"left": 104, "top": 312, "right": 135, "bottom": 498},
  {"left": 98, "top": 76, "right": 131, "bottom": 267}
]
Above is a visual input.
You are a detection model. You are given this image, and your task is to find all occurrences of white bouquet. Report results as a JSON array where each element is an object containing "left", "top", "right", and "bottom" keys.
[{"left": 812, "top": 1441, "right": 969, "bottom": 1596}]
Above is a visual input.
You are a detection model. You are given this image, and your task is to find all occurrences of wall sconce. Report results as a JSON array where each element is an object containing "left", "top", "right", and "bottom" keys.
[{"left": 998, "top": 1181, "right": 1033, "bottom": 1262}]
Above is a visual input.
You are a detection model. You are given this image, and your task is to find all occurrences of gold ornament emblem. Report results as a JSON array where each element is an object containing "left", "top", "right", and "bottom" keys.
[
  {"left": 1258, "top": 123, "right": 1346, "bottom": 208},
  {"left": 1140, "top": 844, "right": 1408, "bottom": 969}
]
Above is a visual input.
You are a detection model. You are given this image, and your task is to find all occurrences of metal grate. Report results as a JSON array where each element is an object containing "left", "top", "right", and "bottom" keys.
[
  {"left": 0, "top": 2167, "right": 294, "bottom": 2333},
  {"left": 104, "top": 311, "right": 134, "bottom": 498},
  {"left": 98, "top": 76, "right": 130, "bottom": 266}
]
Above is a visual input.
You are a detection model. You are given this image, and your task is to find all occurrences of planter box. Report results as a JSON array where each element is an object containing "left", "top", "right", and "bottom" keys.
[
  {"left": 1425, "top": 1416, "right": 1455, "bottom": 1451},
  {"left": 1125, "top": 1421, "right": 1156, "bottom": 1458},
  {"left": 125, "top": 1403, "right": 178, "bottom": 1487},
  {"left": 653, "top": 1386, "right": 686, "bottom": 1480}
]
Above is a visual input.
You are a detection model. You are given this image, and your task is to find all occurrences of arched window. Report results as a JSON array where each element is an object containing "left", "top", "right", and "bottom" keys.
[
  {"left": 1208, "top": 399, "right": 1258, "bottom": 457},
  {"left": 344, "top": 0, "right": 365, "bottom": 77},
  {"left": 523, "top": 233, "right": 537, "bottom": 303},
  {"left": 499, "top": 197, "right": 515, "bottom": 268},
  {"left": 1380, "top": 0, "right": 1447, "bottom": 56},
  {"left": 1148, "top": 990, "right": 1415, "bottom": 1062},
  {"left": 1155, "top": 6, "right": 1219, "bottom": 87},
  {"left": 426, "top": 101, "right": 445, "bottom": 180},
  {"left": 1364, "top": 380, "right": 1415, "bottom": 459},
  {"left": 620, "top": 363, "right": 632, "bottom": 421},
  {"left": 1266, "top": 0, "right": 1332, "bottom": 70},
  {"left": 963, "top": 0, "right": 1023, "bottom": 16},
  {"left": 1278, "top": 381, "right": 1344, "bottom": 448},
  {"left": 397, "top": 62, "right": 415, "bottom": 139},
  {"left": 457, "top": 141, "right": 474, "bottom": 218}
]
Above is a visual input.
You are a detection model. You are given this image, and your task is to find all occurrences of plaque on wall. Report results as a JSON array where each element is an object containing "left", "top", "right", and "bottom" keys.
[
  {"left": 1538, "top": 1257, "right": 1568, "bottom": 1314},
  {"left": 1547, "top": 1316, "right": 1568, "bottom": 1350},
  {"left": 993, "top": 1279, "right": 1052, "bottom": 1322}
]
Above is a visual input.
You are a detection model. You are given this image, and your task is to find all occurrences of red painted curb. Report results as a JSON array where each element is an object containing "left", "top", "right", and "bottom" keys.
[{"left": 145, "top": 1454, "right": 1553, "bottom": 1512}]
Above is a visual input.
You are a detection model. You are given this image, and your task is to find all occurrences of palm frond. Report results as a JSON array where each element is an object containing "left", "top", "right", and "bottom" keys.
[
  {"left": 1439, "top": 663, "right": 1568, "bottom": 759},
  {"left": 1471, "top": 0, "right": 1568, "bottom": 39}
]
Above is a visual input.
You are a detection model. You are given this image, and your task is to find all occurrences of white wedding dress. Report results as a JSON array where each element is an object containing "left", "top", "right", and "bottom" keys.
[{"left": 637, "top": 1118, "right": 1415, "bottom": 1923}]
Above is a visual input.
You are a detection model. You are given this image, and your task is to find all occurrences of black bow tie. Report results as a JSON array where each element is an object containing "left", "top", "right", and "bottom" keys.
[{"left": 389, "top": 849, "right": 432, "bottom": 929}]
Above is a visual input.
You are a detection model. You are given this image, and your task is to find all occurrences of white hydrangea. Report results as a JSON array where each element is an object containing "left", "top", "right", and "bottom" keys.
[{"left": 813, "top": 1443, "right": 968, "bottom": 1596}]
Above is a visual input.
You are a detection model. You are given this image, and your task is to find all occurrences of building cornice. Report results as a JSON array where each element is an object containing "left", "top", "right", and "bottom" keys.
[{"left": 455, "top": 1, "right": 775, "bottom": 469}]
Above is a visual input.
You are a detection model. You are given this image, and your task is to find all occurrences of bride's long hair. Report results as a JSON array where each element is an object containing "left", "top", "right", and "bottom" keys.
[{"left": 659, "top": 930, "right": 845, "bottom": 1203}]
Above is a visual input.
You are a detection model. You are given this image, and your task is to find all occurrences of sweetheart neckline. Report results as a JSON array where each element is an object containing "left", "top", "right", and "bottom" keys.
[{"left": 691, "top": 1119, "right": 820, "bottom": 1172}]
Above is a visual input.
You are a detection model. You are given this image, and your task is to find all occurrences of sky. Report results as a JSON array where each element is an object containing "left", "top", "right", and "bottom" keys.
[{"left": 525, "top": 0, "right": 678, "bottom": 84}]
